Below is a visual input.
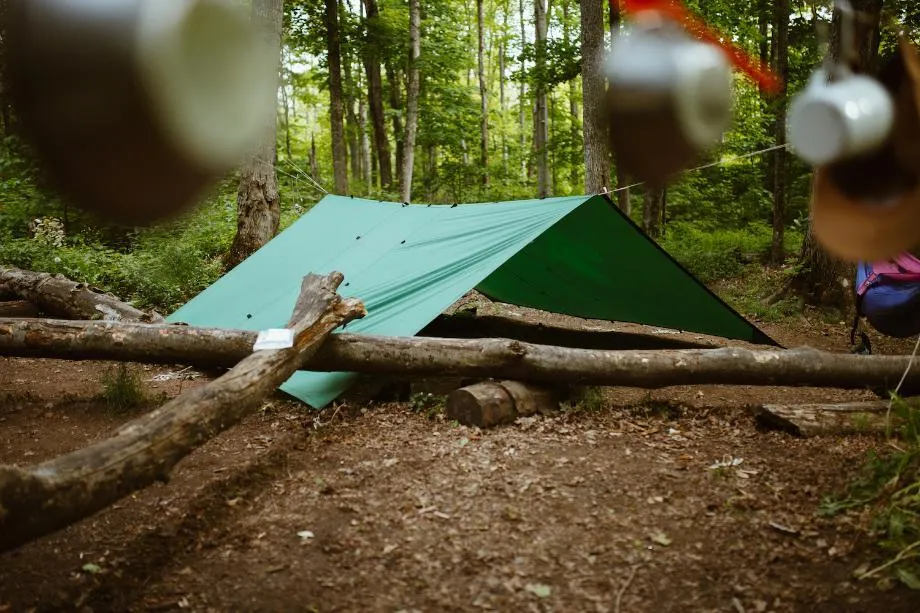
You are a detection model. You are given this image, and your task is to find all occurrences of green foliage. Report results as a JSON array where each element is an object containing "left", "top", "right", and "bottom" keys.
[
  {"left": 409, "top": 392, "right": 444, "bottom": 419},
  {"left": 100, "top": 363, "right": 147, "bottom": 412},
  {"left": 819, "top": 395, "right": 920, "bottom": 590},
  {"left": 660, "top": 222, "right": 802, "bottom": 283}
]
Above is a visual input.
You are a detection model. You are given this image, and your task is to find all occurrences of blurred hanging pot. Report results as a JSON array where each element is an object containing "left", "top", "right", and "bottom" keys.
[
  {"left": 604, "top": 12, "right": 734, "bottom": 185},
  {"left": 4, "top": 0, "right": 276, "bottom": 225},
  {"left": 809, "top": 38, "right": 920, "bottom": 262}
]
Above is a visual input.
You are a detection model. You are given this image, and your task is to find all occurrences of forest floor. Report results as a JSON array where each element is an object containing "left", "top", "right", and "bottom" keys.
[{"left": 2, "top": 299, "right": 920, "bottom": 612}]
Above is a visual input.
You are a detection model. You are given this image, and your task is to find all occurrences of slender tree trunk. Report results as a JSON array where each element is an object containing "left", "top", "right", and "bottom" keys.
[
  {"left": 582, "top": 0, "right": 609, "bottom": 194},
  {"left": 771, "top": 0, "right": 789, "bottom": 265},
  {"left": 608, "top": 0, "right": 630, "bottom": 214},
  {"left": 519, "top": 0, "right": 528, "bottom": 181},
  {"left": 343, "top": 54, "right": 361, "bottom": 186},
  {"left": 227, "top": 0, "right": 283, "bottom": 270},
  {"left": 310, "top": 134, "right": 319, "bottom": 180},
  {"left": 326, "top": 0, "right": 349, "bottom": 194},
  {"left": 360, "top": 97, "right": 372, "bottom": 192},
  {"left": 499, "top": 1, "right": 509, "bottom": 175},
  {"left": 400, "top": 0, "right": 421, "bottom": 202},
  {"left": 387, "top": 63, "right": 405, "bottom": 182},
  {"left": 280, "top": 65, "right": 293, "bottom": 160},
  {"left": 643, "top": 186, "right": 665, "bottom": 239},
  {"left": 363, "top": 0, "right": 393, "bottom": 190},
  {"left": 534, "top": 0, "right": 549, "bottom": 197},
  {"left": 477, "top": 0, "right": 490, "bottom": 186}
]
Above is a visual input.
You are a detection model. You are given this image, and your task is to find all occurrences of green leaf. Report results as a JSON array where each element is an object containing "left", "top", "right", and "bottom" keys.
[
  {"left": 81, "top": 563, "right": 102, "bottom": 574},
  {"left": 896, "top": 567, "right": 920, "bottom": 590}
]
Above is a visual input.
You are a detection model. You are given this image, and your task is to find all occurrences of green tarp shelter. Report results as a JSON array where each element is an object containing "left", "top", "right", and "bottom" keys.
[{"left": 168, "top": 193, "right": 776, "bottom": 408}]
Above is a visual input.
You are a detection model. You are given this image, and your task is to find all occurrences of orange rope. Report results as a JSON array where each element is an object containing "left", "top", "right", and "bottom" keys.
[{"left": 616, "top": 0, "right": 783, "bottom": 95}]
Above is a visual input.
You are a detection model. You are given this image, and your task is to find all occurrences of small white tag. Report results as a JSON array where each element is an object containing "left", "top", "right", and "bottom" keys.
[{"left": 253, "top": 328, "right": 294, "bottom": 351}]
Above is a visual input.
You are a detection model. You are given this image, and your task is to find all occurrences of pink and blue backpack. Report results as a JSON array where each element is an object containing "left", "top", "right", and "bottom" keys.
[{"left": 852, "top": 252, "right": 920, "bottom": 350}]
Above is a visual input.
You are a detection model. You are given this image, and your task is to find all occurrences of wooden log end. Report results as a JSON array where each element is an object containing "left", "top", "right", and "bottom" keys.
[{"left": 446, "top": 381, "right": 560, "bottom": 429}]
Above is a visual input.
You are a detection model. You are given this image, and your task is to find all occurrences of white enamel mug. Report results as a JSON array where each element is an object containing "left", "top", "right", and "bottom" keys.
[{"left": 788, "top": 69, "right": 895, "bottom": 166}]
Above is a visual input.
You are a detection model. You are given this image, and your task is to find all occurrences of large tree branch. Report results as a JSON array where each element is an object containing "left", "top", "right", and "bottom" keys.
[
  {"left": 1, "top": 318, "right": 920, "bottom": 391},
  {"left": 0, "top": 273, "right": 365, "bottom": 553}
]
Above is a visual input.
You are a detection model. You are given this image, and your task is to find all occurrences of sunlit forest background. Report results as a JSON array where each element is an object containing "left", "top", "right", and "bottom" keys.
[{"left": 1, "top": 0, "right": 918, "bottom": 316}]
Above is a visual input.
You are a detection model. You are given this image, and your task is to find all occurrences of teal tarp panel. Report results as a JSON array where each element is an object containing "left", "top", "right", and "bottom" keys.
[{"left": 168, "top": 194, "right": 774, "bottom": 408}]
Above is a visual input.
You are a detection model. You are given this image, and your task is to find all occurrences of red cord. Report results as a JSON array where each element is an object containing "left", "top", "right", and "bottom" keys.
[{"left": 615, "top": 0, "right": 783, "bottom": 95}]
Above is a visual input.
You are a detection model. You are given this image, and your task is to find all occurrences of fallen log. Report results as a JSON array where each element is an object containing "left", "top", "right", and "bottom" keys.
[
  {"left": 0, "top": 265, "right": 162, "bottom": 322},
  {"left": 2, "top": 318, "right": 920, "bottom": 391},
  {"left": 420, "top": 312, "right": 713, "bottom": 350},
  {"left": 446, "top": 380, "right": 561, "bottom": 428},
  {"left": 0, "top": 272, "right": 365, "bottom": 553},
  {"left": 0, "top": 300, "right": 39, "bottom": 318},
  {"left": 753, "top": 398, "right": 919, "bottom": 437}
]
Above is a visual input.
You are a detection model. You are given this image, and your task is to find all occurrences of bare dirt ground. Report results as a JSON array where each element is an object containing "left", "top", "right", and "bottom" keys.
[{"left": 2, "top": 312, "right": 920, "bottom": 612}]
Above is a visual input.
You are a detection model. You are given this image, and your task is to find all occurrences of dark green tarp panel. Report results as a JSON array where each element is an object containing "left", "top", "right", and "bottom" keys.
[{"left": 168, "top": 194, "right": 775, "bottom": 408}]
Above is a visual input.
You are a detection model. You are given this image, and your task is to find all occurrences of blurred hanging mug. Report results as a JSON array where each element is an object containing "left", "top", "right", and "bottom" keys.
[
  {"left": 787, "top": 67, "right": 895, "bottom": 167},
  {"left": 605, "top": 12, "right": 734, "bottom": 185},
  {"left": 805, "top": 38, "right": 920, "bottom": 262},
  {"left": 4, "top": 0, "right": 277, "bottom": 224}
]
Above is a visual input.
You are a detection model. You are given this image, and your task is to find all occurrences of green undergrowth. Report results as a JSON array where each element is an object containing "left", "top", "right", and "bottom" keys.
[
  {"left": 100, "top": 363, "right": 148, "bottom": 413},
  {"left": 819, "top": 395, "right": 920, "bottom": 590}
]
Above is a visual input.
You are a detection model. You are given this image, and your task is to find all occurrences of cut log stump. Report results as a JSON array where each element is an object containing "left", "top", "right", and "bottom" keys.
[{"left": 446, "top": 380, "right": 561, "bottom": 428}]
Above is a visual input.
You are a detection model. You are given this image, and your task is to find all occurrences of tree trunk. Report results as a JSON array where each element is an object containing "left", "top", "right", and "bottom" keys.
[
  {"left": 609, "top": 0, "right": 630, "bottom": 214},
  {"left": 0, "top": 273, "right": 365, "bottom": 554},
  {"left": 447, "top": 380, "right": 561, "bottom": 428},
  {"left": 582, "top": 0, "right": 609, "bottom": 194},
  {"left": 788, "top": 0, "right": 884, "bottom": 307},
  {"left": 343, "top": 46, "right": 362, "bottom": 186},
  {"left": 310, "top": 133, "right": 320, "bottom": 179},
  {"left": 227, "top": 0, "right": 283, "bottom": 270},
  {"left": 477, "top": 0, "right": 490, "bottom": 187},
  {"left": 326, "top": 0, "right": 350, "bottom": 194},
  {"left": 534, "top": 0, "right": 550, "bottom": 197},
  {"left": 0, "top": 266, "right": 163, "bottom": 322},
  {"left": 770, "top": 0, "right": 789, "bottom": 265},
  {"left": 519, "top": 0, "right": 528, "bottom": 181},
  {"left": 363, "top": 0, "right": 393, "bottom": 190},
  {"left": 281, "top": 55, "right": 293, "bottom": 160},
  {"left": 8, "top": 320, "right": 920, "bottom": 393},
  {"left": 642, "top": 185, "right": 665, "bottom": 239},
  {"left": 400, "top": 0, "right": 421, "bottom": 202},
  {"left": 359, "top": 97, "right": 372, "bottom": 191},
  {"left": 387, "top": 62, "right": 405, "bottom": 182}
]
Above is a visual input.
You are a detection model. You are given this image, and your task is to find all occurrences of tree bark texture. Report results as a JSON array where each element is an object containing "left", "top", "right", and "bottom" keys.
[
  {"left": 581, "top": 0, "right": 610, "bottom": 194},
  {"left": 446, "top": 380, "right": 561, "bottom": 428},
  {"left": 362, "top": 0, "right": 393, "bottom": 190},
  {"left": 608, "top": 0, "right": 631, "bottom": 215},
  {"left": 477, "top": 0, "right": 490, "bottom": 187},
  {"left": 754, "top": 398, "right": 913, "bottom": 437},
  {"left": 6, "top": 319, "right": 920, "bottom": 393},
  {"left": 771, "top": 0, "right": 789, "bottom": 265},
  {"left": 0, "top": 273, "right": 366, "bottom": 554},
  {"left": 0, "top": 300, "right": 38, "bottom": 318},
  {"left": 400, "top": 0, "right": 421, "bottom": 202},
  {"left": 326, "top": 0, "right": 350, "bottom": 194},
  {"left": 226, "top": 0, "right": 283, "bottom": 270},
  {"left": 642, "top": 185, "right": 665, "bottom": 239},
  {"left": 0, "top": 266, "right": 162, "bottom": 322},
  {"left": 534, "top": 0, "right": 550, "bottom": 197}
]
